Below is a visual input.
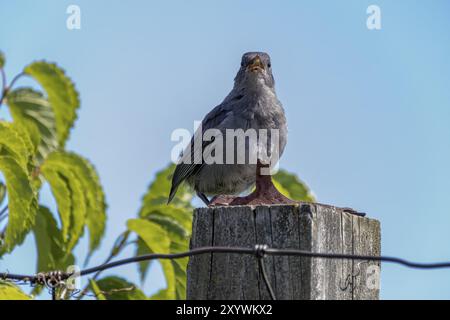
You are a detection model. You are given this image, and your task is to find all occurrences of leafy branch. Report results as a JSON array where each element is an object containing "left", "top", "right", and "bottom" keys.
[{"left": 0, "top": 50, "right": 106, "bottom": 294}]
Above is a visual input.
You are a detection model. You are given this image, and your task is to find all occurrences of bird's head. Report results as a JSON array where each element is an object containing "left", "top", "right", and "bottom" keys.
[{"left": 234, "top": 52, "right": 275, "bottom": 90}]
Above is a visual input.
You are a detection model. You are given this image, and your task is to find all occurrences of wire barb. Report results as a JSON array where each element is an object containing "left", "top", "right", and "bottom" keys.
[
  {"left": 35, "top": 271, "right": 68, "bottom": 288},
  {"left": 254, "top": 244, "right": 268, "bottom": 259}
]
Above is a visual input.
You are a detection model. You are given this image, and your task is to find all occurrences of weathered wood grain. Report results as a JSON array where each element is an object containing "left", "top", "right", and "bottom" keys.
[{"left": 186, "top": 203, "right": 381, "bottom": 300}]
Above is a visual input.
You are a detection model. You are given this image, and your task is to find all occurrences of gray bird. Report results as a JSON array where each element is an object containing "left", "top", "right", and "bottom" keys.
[{"left": 168, "top": 52, "right": 294, "bottom": 206}]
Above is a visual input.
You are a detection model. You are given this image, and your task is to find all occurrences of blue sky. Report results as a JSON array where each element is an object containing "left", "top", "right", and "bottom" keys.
[{"left": 1, "top": 0, "right": 450, "bottom": 299}]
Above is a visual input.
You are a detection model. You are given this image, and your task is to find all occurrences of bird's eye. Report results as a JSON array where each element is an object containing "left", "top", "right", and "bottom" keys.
[
  {"left": 268, "top": 62, "right": 271, "bottom": 68},
  {"left": 241, "top": 62, "right": 245, "bottom": 67}
]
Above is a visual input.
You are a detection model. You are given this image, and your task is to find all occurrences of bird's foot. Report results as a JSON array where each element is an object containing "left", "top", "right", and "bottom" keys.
[
  {"left": 229, "top": 174, "right": 296, "bottom": 206},
  {"left": 208, "top": 195, "right": 238, "bottom": 207},
  {"left": 229, "top": 188, "right": 296, "bottom": 206}
]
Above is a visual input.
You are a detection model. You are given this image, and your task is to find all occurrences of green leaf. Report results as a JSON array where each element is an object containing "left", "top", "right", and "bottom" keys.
[
  {"left": 136, "top": 237, "right": 152, "bottom": 283},
  {"left": 148, "top": 214, "right": 189, "bottom": 239},
  {"left": 24, "top": 61, "right": 79, "bottom": 147},
  {"left": 94, "top": 276, "right": 146, "bottom": 300},
  {"left": 168, "top": 236, "right": 189, "bottom": 299},
  {"left": 41, "top": 156, "right": 86, "bottom": 251},
  {"left": 0, "top": 122, "right": 37, "bottom": 255},
  {"left": 134, "top": 213, "right": 189, "bottom": 286},
  {"left": 0, "top": 122, "right": 34, "bottom": 173},
  {"left": 127, "top": 218, "right": 176, "bottom": 299},
  {"left": 31, "top": 206, "right": 74, "bottom": 297},
  {"left": 148, "top": 234, "right": 188, "bottom": 300},
  {"left": 139, "top": 164, "right": 193, "bottom": 210},
  {"left": 134, "top": 214, "right": 190, "bottom": 292},
  {"left": 33, "top": 206, "right": 75, "bottom": 272},
  {"left": 41, "top": 151, "right": 106, "bottom": 254},
  {"left": 136, "top": 164, "right": 193, "bottom": 297},
  {"left": 273, "top": 169, "right": 316, "bottom": 202},
  {"left": 0, "top": 51, "right": 4, "bottom": 69},
  {"left": 0, "top": 281, "right": 31, "bottom": 300},
  {"left": 40, "top": 169, "right": 72, "bottom": 239},
  {"left": 6, "top": 88, "right": 58, "bottom": 162},
  {"left": 69, "top": 154, "right": 107, "bottom": 255},
  {"left": 137, "top": 211, "right": 191, "bottom": 298},
  {"left": 143, "top": 204, "right": 192, "bottom": 232},
  {"left": 0, "top": 155, "right": 37, "bottom": 254}
]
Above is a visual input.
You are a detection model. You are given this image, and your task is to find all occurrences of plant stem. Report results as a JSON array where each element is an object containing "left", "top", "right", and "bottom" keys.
[
  {"left": 9, "top": 72, "right": 24, "bottom": 91},
  {"left": 0, "top": 71, "right": 24, "bottom": 106},
  {"left": 0, "top": 68, "right": 6, "bottom": 106}
]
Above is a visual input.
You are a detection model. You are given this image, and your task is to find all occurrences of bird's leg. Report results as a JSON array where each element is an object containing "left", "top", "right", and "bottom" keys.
[
  {"left": 229, "top": 161, "right": 296, "bottom": 206},
  {"left": 206, "top": 164, "right": 367, "bottom": 216},
  {"left": 206, "top": 164, "right": 367, "bottom": 215}
]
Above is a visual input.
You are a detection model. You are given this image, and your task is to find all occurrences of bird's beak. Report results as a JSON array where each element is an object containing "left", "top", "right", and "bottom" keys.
[{"left": 247, "top": 56, "right": 264, "bottom": 72}]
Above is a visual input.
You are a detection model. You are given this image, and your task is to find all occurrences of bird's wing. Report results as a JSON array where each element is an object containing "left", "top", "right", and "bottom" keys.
[{"left": 168, "top": 103, "right": 232, "bottom": 203}]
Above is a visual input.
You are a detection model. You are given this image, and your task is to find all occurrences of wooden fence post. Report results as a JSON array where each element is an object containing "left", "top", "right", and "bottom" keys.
[{"left": 186, "top": 204, "right": 381, "bottom": 300}]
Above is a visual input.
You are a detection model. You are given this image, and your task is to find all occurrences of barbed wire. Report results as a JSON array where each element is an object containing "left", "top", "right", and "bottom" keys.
[{"left": 2, "top": 244, "right": 450, "bottom": 300}]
